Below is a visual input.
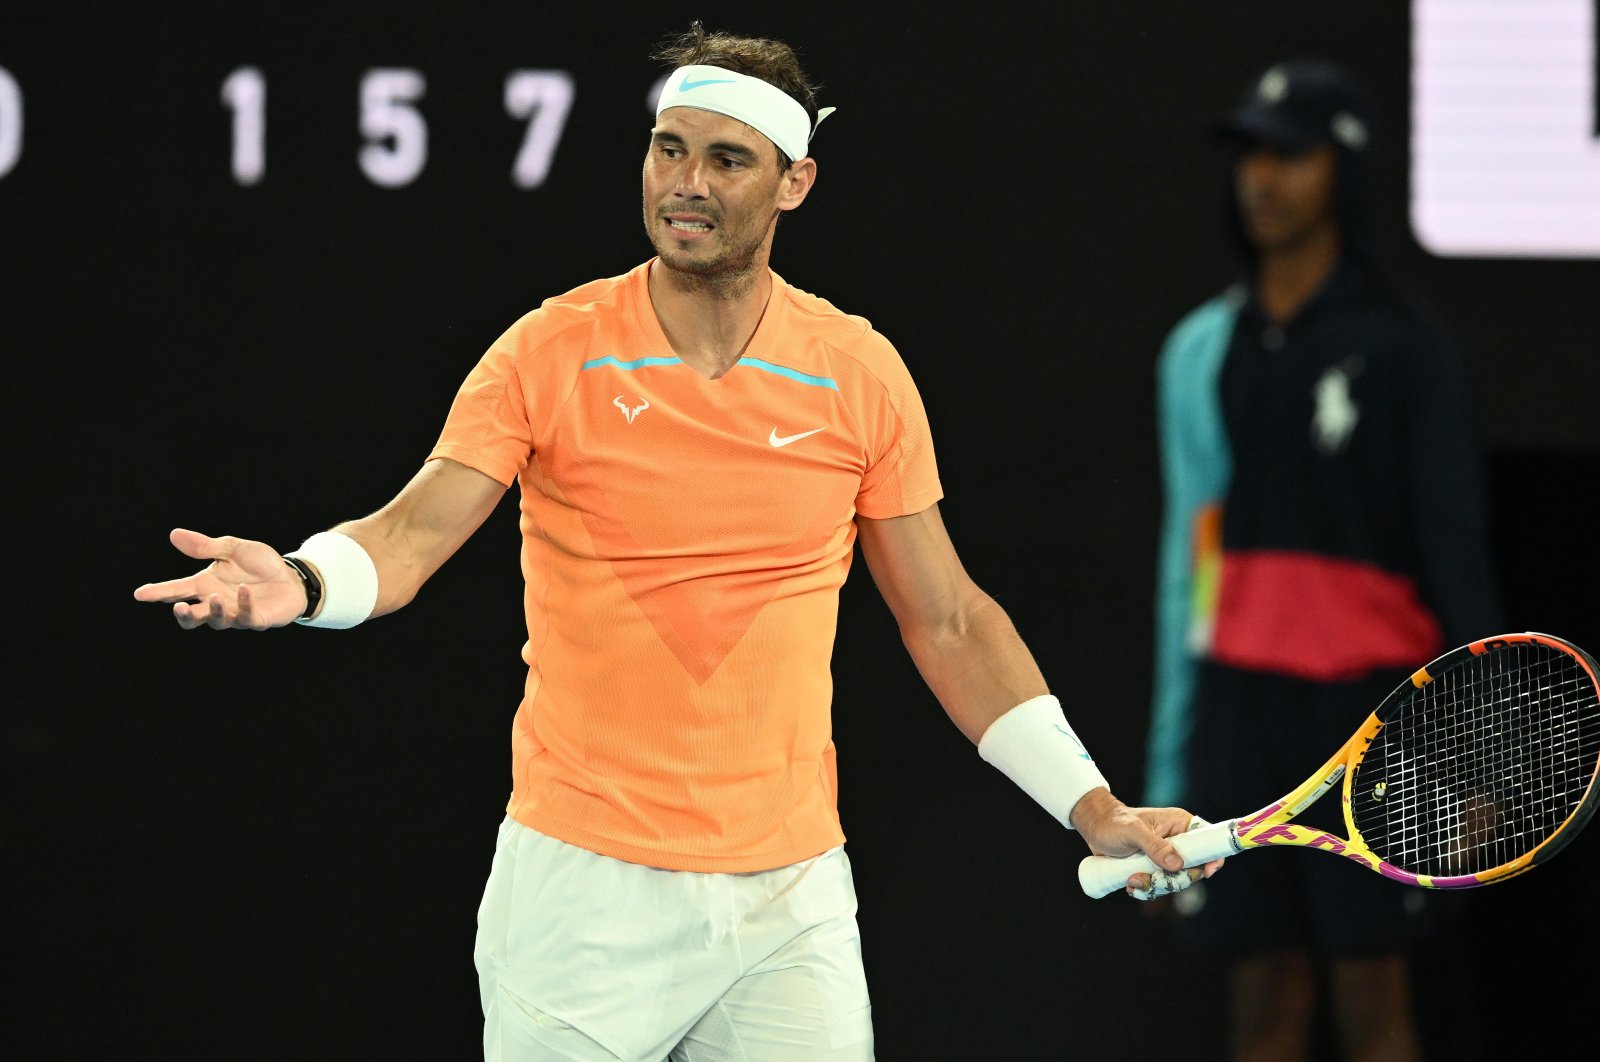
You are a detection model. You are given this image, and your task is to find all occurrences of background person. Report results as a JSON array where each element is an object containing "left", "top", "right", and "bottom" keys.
[{"left": 1142, "top": 56, "right": 1504, "bottom": 1062}]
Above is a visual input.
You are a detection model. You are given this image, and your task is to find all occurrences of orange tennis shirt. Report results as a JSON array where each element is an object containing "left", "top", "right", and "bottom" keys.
[{"left": 428, "top": 260, "right": 943, "bottom": 872}]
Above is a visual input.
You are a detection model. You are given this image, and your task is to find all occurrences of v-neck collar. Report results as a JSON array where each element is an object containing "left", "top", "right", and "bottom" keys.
[{"left": 630, "top": 259, "right": 787, "bottom": 382}]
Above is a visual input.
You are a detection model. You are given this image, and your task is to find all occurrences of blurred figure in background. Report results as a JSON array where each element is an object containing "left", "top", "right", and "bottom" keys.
[{"left": 1141, "top": 58, "right": 1503, "bottom": 1062}]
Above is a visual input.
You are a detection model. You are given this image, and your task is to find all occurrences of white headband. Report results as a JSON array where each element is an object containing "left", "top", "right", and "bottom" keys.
[{"left": 654, "top": 64, "right": 835, "bottom": 162}]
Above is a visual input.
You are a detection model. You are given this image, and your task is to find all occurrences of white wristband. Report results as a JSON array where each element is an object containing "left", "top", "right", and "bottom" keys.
[
  {"left": 285, "top": 531, "right": 378, "bottom": 629},
  {"left": 978, "top": 694, "right": 1110, "bottom": 831}
]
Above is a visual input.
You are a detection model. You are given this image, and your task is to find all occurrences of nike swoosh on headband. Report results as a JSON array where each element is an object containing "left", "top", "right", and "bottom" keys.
[{"left": 680, "top": 76, "right": 735, "bottom": 91}]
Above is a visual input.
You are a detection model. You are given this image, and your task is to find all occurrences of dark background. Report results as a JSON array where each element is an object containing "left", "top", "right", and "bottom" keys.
[{"left": 7, "top": 2, "right": 1597, "bottom": 1059}]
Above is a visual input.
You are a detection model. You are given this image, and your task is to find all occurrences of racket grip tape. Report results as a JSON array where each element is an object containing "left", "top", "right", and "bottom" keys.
[{"left": 1077, "top": 820, "right": 1237, "bottom": 899}]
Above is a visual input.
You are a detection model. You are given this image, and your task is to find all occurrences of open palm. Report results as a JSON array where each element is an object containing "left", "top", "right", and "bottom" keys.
[{"left": 133, "top": 528, "right": 305, "bottom": 630}]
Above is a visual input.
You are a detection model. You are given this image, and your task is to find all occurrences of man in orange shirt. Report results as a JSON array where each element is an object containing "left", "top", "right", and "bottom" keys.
[{"left": 135, "top": 22, "right": 1218, "bottom": 1061}]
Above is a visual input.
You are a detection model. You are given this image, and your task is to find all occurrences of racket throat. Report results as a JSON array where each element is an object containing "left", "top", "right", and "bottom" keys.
[{"left": 1290, "top": 763, "right": 1346, "bottom": 818}]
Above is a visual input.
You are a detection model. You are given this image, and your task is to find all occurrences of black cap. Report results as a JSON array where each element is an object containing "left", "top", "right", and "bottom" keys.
[{"left": 1216, "top": 58, "right": 1371, "bottom": 154}]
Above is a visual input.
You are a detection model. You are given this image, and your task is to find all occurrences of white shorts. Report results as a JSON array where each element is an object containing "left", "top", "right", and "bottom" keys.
[{"left": 474, "top": 816, "right": 875, "bottom": 1061}]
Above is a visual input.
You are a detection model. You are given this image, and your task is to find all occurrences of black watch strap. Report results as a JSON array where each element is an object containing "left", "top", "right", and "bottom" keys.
[{"left": 282, "top": 555, "right": 323, "bottom": 620}]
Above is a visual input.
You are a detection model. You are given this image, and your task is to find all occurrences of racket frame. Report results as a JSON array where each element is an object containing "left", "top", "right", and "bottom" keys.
[{"left": 1077, "top": 631, "right": 1600, "bottom": 899}]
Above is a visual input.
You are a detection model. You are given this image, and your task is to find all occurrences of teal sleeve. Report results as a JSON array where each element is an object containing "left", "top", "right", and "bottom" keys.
[{"left": 1143, "top": 295, "right": 1237, "bottom": 807}]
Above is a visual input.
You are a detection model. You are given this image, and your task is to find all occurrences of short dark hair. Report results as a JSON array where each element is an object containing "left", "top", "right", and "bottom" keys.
[{"left": 650, "top": 21, "right": 822, "bottom": 168}]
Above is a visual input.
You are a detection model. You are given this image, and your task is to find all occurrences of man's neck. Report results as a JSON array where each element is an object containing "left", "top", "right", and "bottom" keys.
[
  {"left": 648, "top": 259, "right": 773, "bottom": 380},
  {"left": 1254, "top": 226, "right": 1341, "bottom": 324}
]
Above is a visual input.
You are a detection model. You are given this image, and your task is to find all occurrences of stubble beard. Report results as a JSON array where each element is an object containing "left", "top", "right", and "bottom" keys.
[{"left": 645, "top": 205, "right": 767, "bottom": 299}]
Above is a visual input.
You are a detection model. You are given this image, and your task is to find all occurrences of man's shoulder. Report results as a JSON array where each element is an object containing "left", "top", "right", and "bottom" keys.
[
  {"left": 771, "top": 274, "right": 907, "bottom": 370},
  {"left": 1344, "top": 270, "right": 1461, "bottom": 357},
  {"left": 1161, "top": 284, "right": 1245, "bottom": 353},
  {"left": 768, "top": 277, "right": 926, "bottom": 394},
  {"left": 497, "top": 264, "right": 647, "bottom": 348},
  {"left": 1172, "top": 282, "right": 1246, "bottom": 328},
  {"left": 536, "top": 264, "right": 646, "bottom": 318},
  {"left": 774, "top": 274, "right": 876, "bottom": 343}
]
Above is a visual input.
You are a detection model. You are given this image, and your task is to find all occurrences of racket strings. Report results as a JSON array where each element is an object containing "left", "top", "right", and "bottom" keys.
[{"left": 1350, "top": 642, "right": 1600, "bottom": 878}]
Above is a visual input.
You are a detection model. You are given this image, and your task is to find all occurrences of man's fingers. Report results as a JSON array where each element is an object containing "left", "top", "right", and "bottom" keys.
[
  {"left": 1142, "top": 811, "right": 1211, "bottom": 875},
  {"left": 169, "top": 527, "right": 225, "bottom": 559},
  {"left": 1151, "top": 838, "right": 1184, "bottom": 873},
  {"left": 134, "top": 578, "right": 200, "bottom": 602},
  {"left": 171, "top": 592, "right": 254, "bottom": 631},
  {"left": 1139, "top": 827, "right": 1184, "bottom": 872},
  {"left": 234, "top": 583, "right": 270, "bottom": 630},
  {"left": 136, "top": 530, "right": 243, "bottom": 604},
  {"left": 134, "top": 529, "right": 218, "bottom": 602},
  {"left": 1126, "top": 866, "right": 1204, "bottom": 901},
  {"left": 206, "top": 594, "right": 230, "bottom": 630}
]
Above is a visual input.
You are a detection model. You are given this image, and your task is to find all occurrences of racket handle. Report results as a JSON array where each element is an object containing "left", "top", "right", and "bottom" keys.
[{"left": 1077, "top": 820, "right": 1238, "bottom": 899}]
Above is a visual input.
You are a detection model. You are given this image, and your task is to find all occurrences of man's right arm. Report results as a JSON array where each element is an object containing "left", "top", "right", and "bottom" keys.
[{"left": 321, "top": 457, "right": 508, "bottom": 620}]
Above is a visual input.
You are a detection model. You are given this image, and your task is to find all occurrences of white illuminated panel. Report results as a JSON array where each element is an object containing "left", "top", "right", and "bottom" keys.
[{"left": 1412, "top": 0, "right": 1600, "bottom": 258}]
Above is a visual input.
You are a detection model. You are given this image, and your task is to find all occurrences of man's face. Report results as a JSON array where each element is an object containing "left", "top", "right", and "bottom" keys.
[
  {"left": 641, "top": 107, "right": 791, "bottom": 277},
  {"left": 1234, "top": 141, "right": 1339, "bottom": 254}
]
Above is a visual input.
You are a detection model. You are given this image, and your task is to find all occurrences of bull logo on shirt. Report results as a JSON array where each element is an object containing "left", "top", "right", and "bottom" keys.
[{"left": 613, "top": 395, "right": 650, "bottom": 424}]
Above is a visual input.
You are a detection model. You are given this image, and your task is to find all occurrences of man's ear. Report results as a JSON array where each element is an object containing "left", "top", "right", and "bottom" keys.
[{"left": 777, "top": 157, "right": 817, "bottom": 213}]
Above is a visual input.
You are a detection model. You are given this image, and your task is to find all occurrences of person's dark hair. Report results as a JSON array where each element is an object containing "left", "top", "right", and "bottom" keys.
[{"left": 650, "top": 20, "right": 822, "bottom": 168}]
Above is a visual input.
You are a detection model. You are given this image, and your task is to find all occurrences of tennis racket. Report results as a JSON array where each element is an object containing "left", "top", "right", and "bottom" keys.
[{"left": 1080, "top": 631, "right": 1600, "bottom": 898}]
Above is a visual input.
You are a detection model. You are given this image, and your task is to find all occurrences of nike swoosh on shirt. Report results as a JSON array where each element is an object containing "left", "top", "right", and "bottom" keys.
[
  {"left": 769, "top": 427, "right": 825, "bottom": 447},
  {"left": 681, "top": 77, "right": 735, "bottom": 91}
]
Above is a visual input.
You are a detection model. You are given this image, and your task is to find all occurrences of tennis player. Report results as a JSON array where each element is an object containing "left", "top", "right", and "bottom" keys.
[{"left": 134, "top": 22, "right": 1218, "bottom": 1061}]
